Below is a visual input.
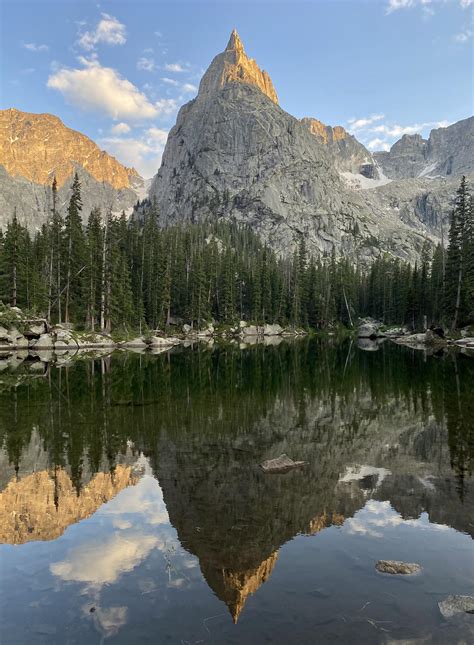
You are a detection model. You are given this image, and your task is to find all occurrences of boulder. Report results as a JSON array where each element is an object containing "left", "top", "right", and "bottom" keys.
[
  {"left": 241, "top": 325, "right": 262, "bottom": 337},
  {"left": 438, "top": 595, "right": 474, "bottom": 619},
  {"left": 375, "top": 560, "right": 421, "bottom": 575},
  {"left": 384, "top": 327, "right": 409, "bottom": 337},
  {"left": 148, "top": 336, "right": 181, "bottom": 346},
  {"left": 25, "top": 322, "right": 47, "bottom": 337},
  {"left": 121, "top": 337, "right": 147, "bottom": 348},
  {"left": 182, "top": 324, "right": 193, "bottom": 334},
  {"left": 54, "top": 330, "right": 79, "bottom": 350},
  {"left": 31, "top": 333, "right": 55, "bottom": 349},
  {"left": 358, "top": 323, "right": 381, "bottom": 339},
  {"left": 260, "top": 454, "right": 307, "bottom": 474},
  {"left": 454, "top": 337, "right": 474, "bottom": 347},
  {"left": 263, "top": 324, "right": 283, "bottom": 336}
]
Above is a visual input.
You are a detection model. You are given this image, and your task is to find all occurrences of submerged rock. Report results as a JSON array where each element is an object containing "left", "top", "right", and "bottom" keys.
[
  {"left": 438, "top": 595, "right": 474, "bottom": 619},
  {"left": 375, "top": 560, "right": 422, "bottom": 575},
  {"left": 260, "top": 454, "right": 307, "bottom": 474}
]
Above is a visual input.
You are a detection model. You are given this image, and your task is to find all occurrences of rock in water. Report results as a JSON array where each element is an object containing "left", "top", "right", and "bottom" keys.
[
  {"left": 260, "top": 454, "right": 307, "bottom": 474},
  {"left": 149, "top": 30, "right": 433, "bottom": 262},
  {"left": 438, "top": 595, "right": 474, "bottom": 619},
  {"left": 375, "top": 560, "right": 422, "bottom": 575}
]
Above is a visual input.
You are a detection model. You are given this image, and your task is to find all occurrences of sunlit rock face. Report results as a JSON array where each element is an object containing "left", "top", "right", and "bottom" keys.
[
  {"left": 0, "top": 108, "right": 139, "bottom": 189},
  {"left": 199, "top": 29, "right": 278, "bottom": 104},
  {"left": 0, "top": 108, "right": 144, "bottom": 229},
  {"left": 0, "top": 465, "right": 139, "bottom": 544},
  {"left": 301, "top": 117, "right": 378, "bottom": 177}
]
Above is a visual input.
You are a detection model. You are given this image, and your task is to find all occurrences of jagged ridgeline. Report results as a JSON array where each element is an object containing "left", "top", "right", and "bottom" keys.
[{"left": 149, "top": 30, "right": 474, "bottom": 262}]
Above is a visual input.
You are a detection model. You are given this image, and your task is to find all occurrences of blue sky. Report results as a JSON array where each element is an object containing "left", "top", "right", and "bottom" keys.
[{"left": 1, "top": 0, "right": 472, "bottom": 177}]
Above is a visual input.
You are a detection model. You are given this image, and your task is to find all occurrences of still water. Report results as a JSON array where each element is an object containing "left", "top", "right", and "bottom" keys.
[{"left": 0, "top": 339, "right": 473, "bottom": 644}]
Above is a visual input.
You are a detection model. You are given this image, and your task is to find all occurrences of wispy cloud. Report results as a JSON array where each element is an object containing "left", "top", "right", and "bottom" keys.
[
  {"left": 164, "top": 62, "right": 187, "bottom": 73},
  {"left": 137, "top": 57, "right": 156, "bottom": 72},
  {"left": 110, "top": 122, "right": 131, "bottom": 135},
  {"left": 77, "top": 13, "right": 126, "bottom": 51},
  {"left": 454, "top": 27, "right": 473, "bottom": 42},
  {"left": 48, "top": 59, "right": 162, "bottom": 121},
  {"left": 161, "top": 77, "right": 179, "bottom": 86},
  {"left": 23, "top": 42, "right": 49, "bottom": 52},
  {"left": 99, "top": 126, "right": 170, "bottom": 177},
  {"left": 460, "top": 0, "right": 473, "bottom": 8},
  {"left": 367, "top": 138, "right": 391, "bottom": 152},
  {"left": 348, "top": 115, "right": 452, "bottom": 151},
  {"left": 347, "top": 114, "right": 385, "bottom": 131}
]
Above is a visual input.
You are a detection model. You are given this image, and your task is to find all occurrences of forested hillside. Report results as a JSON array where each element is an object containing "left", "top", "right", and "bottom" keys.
[{"left": 0, "top": 175, "right": 472, "bottom": 333}]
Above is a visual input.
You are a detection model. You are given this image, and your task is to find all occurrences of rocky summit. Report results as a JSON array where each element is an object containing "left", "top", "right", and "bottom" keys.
[
  {"left": 0, "top": 108, "right": 144, "bottom": 230},
  {"left": 150, "top": 31, "right": 473, "bottom": 261}
]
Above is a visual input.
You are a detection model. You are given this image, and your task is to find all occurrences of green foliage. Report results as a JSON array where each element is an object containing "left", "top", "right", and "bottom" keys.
[{"left": 0, "top": 177, "right": 472, "bottom": 332}]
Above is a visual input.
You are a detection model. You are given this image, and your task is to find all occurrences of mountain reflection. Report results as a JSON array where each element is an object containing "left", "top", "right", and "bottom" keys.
[{"left": 0, "top": 339, "right": 472, "bottom": 624}]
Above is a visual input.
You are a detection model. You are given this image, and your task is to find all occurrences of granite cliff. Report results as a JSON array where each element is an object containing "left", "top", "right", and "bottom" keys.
[
  {"left": 374, "top": 117, "right": 474, "bottom": 180},
  {"left": 149, "top": 31, "right": 438, "bottom": 261}
]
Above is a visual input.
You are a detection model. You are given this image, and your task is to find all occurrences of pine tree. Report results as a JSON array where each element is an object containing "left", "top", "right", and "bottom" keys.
[{"left": 64, "top": 173, "right": 86, "bottom": 324}]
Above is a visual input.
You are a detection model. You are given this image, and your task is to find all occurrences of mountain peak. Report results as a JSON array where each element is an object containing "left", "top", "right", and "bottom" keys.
[
  {"left": 225, "top": 29, "right": 244, "bottom": 53},
  {"left": 198, "top": 30, "right": 278, "bottom": 104}
]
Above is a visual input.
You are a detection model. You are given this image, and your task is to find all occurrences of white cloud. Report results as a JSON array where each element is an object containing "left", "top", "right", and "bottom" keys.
[
  {"left": 154, "top": 98, "right": 178, "bottom": 116},
  {"left": 371, "top": 120, "right": 451, "bottom": 137},
  {"left": 162, "top": 77, "right": 179, "bottom": 86},
  {"left": 386, "top": 0, "right": 436, "bottom": 13},
  {"left": 51, "top": 532, "right": 158, "bottom": 587},
  {"left": 137, "top": 57, "right": 156, "bottom": 72},
  {"left": 164, "top": 62, "right": 186, "bottom": 73},
  {"left": 77, "top": 13, "right": 126, "bottom": 51},
  {"left": 23, "top": 42, "right": 49, "bottom": 52},
  {"left": 348, "top": 116, "right": 452, "bottom": 153},
  {"left": 367, "top": 138, "right": 391, "bottom": 152},
  {"left": 454, "top": 28, "right": 473, "bottom": 42},
  {"left": 48, "top": 59, "right": 160, "bottom": 120},
  {"left": 110, "top": 122, "right": 131, "bottom": 135},
  {"left": 182, "top": 83, "right": 198, "bottom": 94},
  {"left": 386, "top": 0, "right": 414, "bottom": 13},
  {"left": 99, "top": 127, "right": 169, "bottom": 177},
  {"left": 347, "top": 114, "right": 385, "bottom": 131},
  {"left": 460, "top": 0, "right": 473, "bottom": 7}
]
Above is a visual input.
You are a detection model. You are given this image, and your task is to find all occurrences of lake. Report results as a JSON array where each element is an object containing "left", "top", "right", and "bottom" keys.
[{"left": 0, "top": 338, "right": 473, "bottom": 644}]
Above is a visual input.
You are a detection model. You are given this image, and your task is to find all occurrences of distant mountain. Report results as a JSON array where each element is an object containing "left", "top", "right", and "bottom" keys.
[
  {"left": 374, "top": 117, "right": 474, "bottom": 180},
  {"left": 301, "top": 117, "right": 378, "bottom": 178},
  {"left": 0, "top": 108, "right": 144, "bottom": 229},
  {"left": 149, "top": 30, "right": 439, "bottom": 262}
]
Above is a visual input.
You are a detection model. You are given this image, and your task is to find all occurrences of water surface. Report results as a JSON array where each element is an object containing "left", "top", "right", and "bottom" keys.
[{"left": 0, "top": 339, "right": 473, "bottom": 644}]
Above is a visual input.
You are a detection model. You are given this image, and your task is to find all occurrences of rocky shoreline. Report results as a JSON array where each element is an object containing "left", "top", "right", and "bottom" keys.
[
  {"left": 357, "top": 319, "right": 474, "bottom": 352},
  {"left": 0, "top": 308, "right": 308, "bottom": 360}
]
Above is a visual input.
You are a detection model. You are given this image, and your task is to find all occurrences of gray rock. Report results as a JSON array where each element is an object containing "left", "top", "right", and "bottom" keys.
[
  {"left": 358, "top": 323, "right": 380, "bottom": 339},
  {"left": 148, "top": 32, "right": 439, "bottom": 263},
  {"left": 121, "top": 337, "right": 147, "bottom": 348},
  {"left": 375, "top": 560, "right": 422, "bottom": 575},
  {"left": 374, "top": 117, "right": 474, "bottom": 180},
  {"left": 260, "top": 454, "right": 307, "bottom": 474},
  {"left": 438, "top": 595, "right": 474, "bottom": 619},
  {"left": 31, "top": 333, "right": 55, "bottom": 349},
  {"left": 241, "top": 325, "right": 262, "bottom": 337},
  {"left": 263, "top": 324, "right": 283, "bottom": 336},
  {"left": 148, "top": 336, "right": 181, "bottom": 347}
]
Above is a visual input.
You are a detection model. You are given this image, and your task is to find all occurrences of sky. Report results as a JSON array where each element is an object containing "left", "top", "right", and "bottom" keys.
[{"left": 1, "top": 0, "right": 473, "bottom": 178}]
